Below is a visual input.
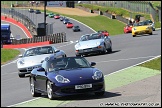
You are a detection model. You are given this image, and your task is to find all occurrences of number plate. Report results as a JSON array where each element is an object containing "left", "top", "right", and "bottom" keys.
[
  {"left": 84, "top": 49, "right": 92, "bottom": 52},
  {"left": 75, "top": 84, "right": 92, "bottom": 89}
]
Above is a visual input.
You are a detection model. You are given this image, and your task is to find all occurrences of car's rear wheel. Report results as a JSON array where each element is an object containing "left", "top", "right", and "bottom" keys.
[
  {"left": 95, "top": 91, "right": 105, "bottom": 96},
  {"left": 47, "top": 81, "right": 55, "bottom": 100},
  {"left": 30, "top": 78, "right": 41, "bottom": 97},
  {"left": 19, "top": 74, "right": 25, "bottom": 78}
]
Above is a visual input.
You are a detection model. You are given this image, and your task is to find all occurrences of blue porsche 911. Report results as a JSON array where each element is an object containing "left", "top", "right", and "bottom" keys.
[{"left": 29, "top": 56, "right": 105, "bottom": 100}]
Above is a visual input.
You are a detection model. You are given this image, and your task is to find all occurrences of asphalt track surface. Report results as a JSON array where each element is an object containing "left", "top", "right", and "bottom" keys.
[{"left": 1, "top": 9, "right": 161, "bottom": 107}]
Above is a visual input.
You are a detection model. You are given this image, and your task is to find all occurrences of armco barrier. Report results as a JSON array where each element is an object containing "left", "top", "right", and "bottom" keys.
[
  {"left": 3, "top": 41, "right": 53, "bottom": 49},
  {"left": 1, "top": 15, "right": 33, "bottom": 38}
]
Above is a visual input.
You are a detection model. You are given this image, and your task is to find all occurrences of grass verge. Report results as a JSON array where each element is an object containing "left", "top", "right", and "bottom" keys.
[
  {"left": 75, "top": 3, "right": 161, "bottom": 28},
  {"left": 139, "top": 56, "right": 161, "bottom": 71},
  {"left": 1, "top": 49, "right": 20, "bottom": 65}
]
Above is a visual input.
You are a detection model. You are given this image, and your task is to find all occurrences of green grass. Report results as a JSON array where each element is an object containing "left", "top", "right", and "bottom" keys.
[
  {"left": 76, "top": 3, "right": 161, "bottom": 28},
  {"left": 151, "top": 1, "right": 161, "bottom": 9},
  {"left": 1, "top": 49, "right": 20, "bottom": 65},
  {"left": 32, "top": 9, "right": 125, "bottom": 35},
  {"left": 139, "top": 57, "right": 161, "bottom": 71}
]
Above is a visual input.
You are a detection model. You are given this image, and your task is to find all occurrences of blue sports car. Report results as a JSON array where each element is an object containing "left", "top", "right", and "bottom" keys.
[{"left": 29, "top": 56, "right": 105, "bottom": 100}]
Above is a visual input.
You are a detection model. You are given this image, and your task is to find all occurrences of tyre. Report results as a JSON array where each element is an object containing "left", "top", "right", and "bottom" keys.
[
  {"left": 132, "top": 35, "right": 136, "bottom": 37},
  {"left": 47, "top": 81, "right": 55, "bottom": 100},
  {"left": 62, "top": 54, "right": 67, "bottom": 57},
  {"left": 149, "top": 32, "right": 153, "bottom": 35},
  {"left": 30, "top": 78, "right": 41, "bottom": 97},
  {"left": 108, "top": 46, "right": 112, "bottom": 53},
  {"left": 95, "top": 91, "right": 105, "bottom": 96},
  {"left": 102, "top": 44, "right": 107, "bottom": 54},
  {"left": 19, "top": 74, "right": 25, "bottom": 78},
  {"left": 76, "top": 54, "right": 81, "bottom": 57}
]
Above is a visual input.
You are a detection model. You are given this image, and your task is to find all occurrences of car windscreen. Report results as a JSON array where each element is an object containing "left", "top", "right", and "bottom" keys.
[
  {"left": 89, "top": 34, "right": 104, "bottom": 40},
  {"left": 24, "top": 46, "right": 53, "bottom": 57},
  {"left": 47, "top": 57, "right": 91, "bottom": 71},
  {"left": 80, "top": 35, "right": 90, "bottom": 41}
]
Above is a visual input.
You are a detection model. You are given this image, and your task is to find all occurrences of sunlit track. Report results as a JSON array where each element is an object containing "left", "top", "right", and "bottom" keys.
[{"left": 1, "top": 8, "right": 161, "bottom": 107}]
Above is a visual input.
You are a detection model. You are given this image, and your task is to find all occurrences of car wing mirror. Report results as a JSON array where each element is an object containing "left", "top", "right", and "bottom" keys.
[
  {"left": 55, "top": 49, "right": 60, "bottom": 53},
  {"left": 91, "top": 62, "right": 96, "bottom": 66},
  {"left": 37, "top": 67, "right": 45, "bottom": 72},
  {"left": 18, "top": 54, "right": 23, "bottom": 58},
  {"left": 41, "top": 60, "right": 44, "bottom": 63}
]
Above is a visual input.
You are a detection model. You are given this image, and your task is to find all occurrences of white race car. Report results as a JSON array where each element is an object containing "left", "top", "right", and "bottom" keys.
[{"left": 17, "top": 45, "right": 66, "bottom": 78}]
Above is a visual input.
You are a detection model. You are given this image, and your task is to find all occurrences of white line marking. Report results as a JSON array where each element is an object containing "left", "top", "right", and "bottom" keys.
[
  {"left": 65, "top": 17, "right": 96, "bottom": 33},
  {"left": 57, "top": 41, "right": 75, "bottom": 48},
  {"left": 1, "top": 20, "right": 30, "bottom": 38},
  {"left": 1, "top": 48, "right": 26, "bottom": 67},
  {"left": 45, "top": 12, "right": 96, "bottom": 33},
  {"left": 7, "top": 98, "right": 41, "bottom": 107},
  {"left": 104, "top": 55, "right": 161, "bottom": 77},
  {"left": 96, "top": 55, "right": 158, "bottom": 64},
  {"left": 6, "top": 55, "right": 161, "bottom": 107}
]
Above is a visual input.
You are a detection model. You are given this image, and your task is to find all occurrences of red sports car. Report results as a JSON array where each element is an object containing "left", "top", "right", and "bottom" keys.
[
  {"left": 97, "top": 30, "right": 109, "bottom": 36},
  {"left": 54, "top": 14, "right": 60, "bottom": 19},
  {"left": 66, "top": 22, "right": 74, "bottom": 28},
  {"left": 123, "top": 24, "right": 133, "bottom": 33}
]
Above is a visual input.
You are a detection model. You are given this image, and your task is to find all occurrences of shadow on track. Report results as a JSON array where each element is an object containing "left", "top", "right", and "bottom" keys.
[
  {"left": 40, "top": 91, "right": 121, "bottom": 100},
  {"left": 84, "top": 50, "right": 121, "bottom": 57}
]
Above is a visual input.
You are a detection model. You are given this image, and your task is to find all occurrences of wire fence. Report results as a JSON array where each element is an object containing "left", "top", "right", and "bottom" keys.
[
  {"left": 86, "top": 1, "right": 159, "bottom": 22},
  {"left": 1, "top": 8, "right": 37, "bottom": 36}
]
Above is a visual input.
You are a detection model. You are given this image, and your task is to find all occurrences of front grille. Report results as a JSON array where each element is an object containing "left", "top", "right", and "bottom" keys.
[
  {"left": 27, "top": 65, "right": 41, "bottom": 72},
  {"left": 60, "top": 83, "right": 104, "bottom": 93}
]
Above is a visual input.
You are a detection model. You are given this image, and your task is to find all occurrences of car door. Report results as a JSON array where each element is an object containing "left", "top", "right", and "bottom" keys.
[
  {"left": 35, "top": 61, "right": 48, "bottom": 92},
  {"left": 52, "top": 46, "right": 64, "bottom": 58}
]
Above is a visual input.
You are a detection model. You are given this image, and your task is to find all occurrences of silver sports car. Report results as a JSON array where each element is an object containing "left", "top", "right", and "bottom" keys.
[
  {"left": 17, "top": 45, "right": 66, "bottom": 78},
  {"left": 75, "top": 33, "right": 112, "bottom": 56}
]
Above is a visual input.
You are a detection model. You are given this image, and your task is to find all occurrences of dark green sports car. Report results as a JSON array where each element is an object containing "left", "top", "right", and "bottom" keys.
[{"left": 48, "top": 13, "right": 54, "bottom": 18}]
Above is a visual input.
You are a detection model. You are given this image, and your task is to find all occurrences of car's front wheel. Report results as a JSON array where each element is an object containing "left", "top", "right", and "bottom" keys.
[
  {"left": 149, "top": 32, "right": 153, "bottom": 35},
  {"left": 102, "top": 44, "right": 107, "bottom": 54},
  {"left": 30, "top": 78, "right": 41, "bottom": 97},
  {"left": 47, "top": 81, "right": 55, "bottom": 100},
  {"left": 132, "top": 35, "right": 136, "bottom": 37},
  {"left": 19, "top": 74, "right": 25, "bottom": 78}
]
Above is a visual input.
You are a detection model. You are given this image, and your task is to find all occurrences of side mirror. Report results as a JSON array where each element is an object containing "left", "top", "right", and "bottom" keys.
[
  {"left": 55, "top": 49, "right": 60, "bottom": 53},
  {"left": 90, "top": 62, "right": 96, "bottom": 66},
  {"left": 18, "top": 54, "right": 23, "bottom": 58},
  {"left": 41, "top": 60, "right": 44, "bottom": 63},
  {"left": 37, "top": 67, "right": 45, "bottom": 72}
]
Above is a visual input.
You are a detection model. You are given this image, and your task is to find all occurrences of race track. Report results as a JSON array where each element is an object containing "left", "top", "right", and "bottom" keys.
[{"left": 1, "top": 9, "right": 161, "bottom": 107}]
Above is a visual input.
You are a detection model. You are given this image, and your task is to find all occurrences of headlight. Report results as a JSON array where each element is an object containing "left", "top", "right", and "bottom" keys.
[
  {"left": 55, "top": 75, "right": 70, "bottom": 83},
  {"left": 146, "top": 27, "right": 149, "bottom": 30},
  {"left": 133, "top": 28, "right": 136, "bottom": 31},
  {"left": 18, "top": 59, "right": 24, "bottom": 65},
  {"left": 96, "top": 42, "right": 100, "bottom": 46},
  {"left": 92, "top": 71, "right": 103, "bottom": 80},
  {"left": 75, "top": 43, "right": 80, "bottom": 49}
]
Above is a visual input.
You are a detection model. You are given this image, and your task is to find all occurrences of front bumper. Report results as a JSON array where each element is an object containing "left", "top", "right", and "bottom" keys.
[
  {"left": 52, "top": 82, "right": 105, "bottom": 97},
  {"left": 18, "top": 65, "right": 41, "bottom": 74},
  {"left": 76, "top": 46, "right": 104, "bottom": 55},
  {"left": 132, "top": 29, "right": 151, "bottom": 35}
]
